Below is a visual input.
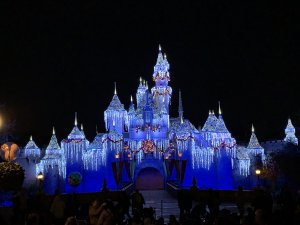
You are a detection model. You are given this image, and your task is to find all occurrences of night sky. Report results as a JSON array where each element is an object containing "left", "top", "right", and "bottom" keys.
[{"left": 1, "top": 2, "right": 299, "bottom": 147}]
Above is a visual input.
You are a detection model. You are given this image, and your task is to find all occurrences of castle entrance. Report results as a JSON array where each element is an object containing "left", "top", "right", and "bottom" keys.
[{"left": 135, "top": 167, "right": 164, "bottom": 190}]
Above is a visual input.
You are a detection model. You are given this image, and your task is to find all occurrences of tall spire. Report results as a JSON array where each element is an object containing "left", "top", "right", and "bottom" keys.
[
  {"left": 81, "top": 123, "right": 84, "bottom": 131},
  {"left": 74, "top": 112, "right": 78, "bottom": 126},
  {"left": 130, "top": 95, "right": 133, "bottom": 103},
  {"left": 218, "top": 101, "right": 222, "bottom": 115},
  {"left": 114, "top": 82, "right": 117, "bottom": 95},
  {"left": 96, "top": 125, "right": 98, "bottom": 134},
  {"left": 247, "top": 124, "right": 263, "bottom": 149},
  {"left": 52, "top": 126, "right": 55, "bottom": 135},
  {"left": 284, "top": 118, "right": 298, "bottom": 145},
  {"left": 178, "top": 89, "right": 183, "bottom": 120},
  {"left": 159, "top": 44, "right": 162, "bottom": 52},
  {"left": 30, "top": 135, "right": 33, "bottom": 141}
]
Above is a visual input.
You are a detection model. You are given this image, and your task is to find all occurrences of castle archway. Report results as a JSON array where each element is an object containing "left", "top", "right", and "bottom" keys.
[{"left": 135, "top": 167, "right": 164, "bottom": 190}]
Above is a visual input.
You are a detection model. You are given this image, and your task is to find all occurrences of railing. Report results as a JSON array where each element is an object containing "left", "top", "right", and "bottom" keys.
[
  {"left": 121, "top": 182, "right": 135, "bottom": 195},
  {"left": 166, "top": 181, "right": 179, "bottom": 197},
  {"left": 143, "top": 199, "right": 180, "bottom": 222}
]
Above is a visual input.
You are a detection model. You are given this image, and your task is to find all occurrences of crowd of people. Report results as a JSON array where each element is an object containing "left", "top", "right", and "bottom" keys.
[{"left": 1, "top": 185, "right": 300, "bottom": 225}]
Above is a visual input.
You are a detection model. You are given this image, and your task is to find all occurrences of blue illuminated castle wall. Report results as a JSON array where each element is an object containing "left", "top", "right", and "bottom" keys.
[{"left": 16, "top": 47, "right": 299, "bottom": 193}]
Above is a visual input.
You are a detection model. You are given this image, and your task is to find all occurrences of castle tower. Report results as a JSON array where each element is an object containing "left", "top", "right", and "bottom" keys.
[
  {"left": 61, "top": 113, "right": 89, "bottom": 192},
  {"left": 247, "top": 125, "right": 264, "bottom": 156},
  {"left": 143, "top": 90, "right": 154, "bottom": 126},
  {"left": 24, "top": 135, "right": 41, "bottom": 161},
  {"left": 104, "top": 83, "right": 128, "bottom": 134},
  {"left": 38, "top": 127, "right": 66, "bottom": 194},
  {"left": 136, "top": 78, "right": 148, "bottom": 109},
  {"left": 284, "top": 118, "right": 298, "bottom": 145},
  {"left": 128, "top": 95, "right": 136, "bottom": 127},
  {"left": 151, "top": 45, "right": 172, "bottom": 113}
]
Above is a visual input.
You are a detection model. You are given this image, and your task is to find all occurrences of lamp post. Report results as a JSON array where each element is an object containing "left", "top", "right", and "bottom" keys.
[
  {"left": 255, "top": 169, "right": 261, "bottom": 187},
  {"left": 37, "top": 172, "right": 44, "bottom": 193}
]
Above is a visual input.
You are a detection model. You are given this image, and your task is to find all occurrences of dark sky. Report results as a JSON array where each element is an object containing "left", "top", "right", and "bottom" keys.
[{"left": 1, "top": 2, "right": 299, "bottom": 147}]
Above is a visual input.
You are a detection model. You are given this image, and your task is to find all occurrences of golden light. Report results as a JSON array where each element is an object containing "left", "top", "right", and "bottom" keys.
[
  {"left": 0, "top": 115, "right": 2, "bottom": 128},
  {"left": 37, "top": 172, "right": 44, "bottom": 180},
  {"left": 255, "top": 169, "right": 261, "bottom": 175},
  {"left": 115, "top": 154, "right": 120, "bottom": 159}
]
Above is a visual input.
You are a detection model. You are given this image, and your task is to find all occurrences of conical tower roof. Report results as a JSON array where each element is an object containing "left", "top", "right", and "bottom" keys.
[
  {"left": 67, "top": 113, "right": 85, "bottom": 139},
  {"left": 128, "top": 95, "right": 135, "bottom": 114},
  {"left": 285, "top": 118, "right": 296, "bottom": 134},
  {"left": 45, "top": 127, "right": 61, "bottom": 157},
  {"left": 202, "top": 111, "right": 218, "bottom": 132},
  {"left": 153, "top": 45, "right": 170, "bottom": 79},
  {"left": 25, "top": 136, "right": 39, "bottom": 150},
  {"left": 247, "top": 125, "right": 263, "bottom": 149},
  {"left": 215, "top": 102, "right": 229, "bottom": 133}
]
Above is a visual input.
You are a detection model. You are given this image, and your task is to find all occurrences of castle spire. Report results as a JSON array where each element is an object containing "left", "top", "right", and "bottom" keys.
[
  {"left": 30, "top": 135, "right": 33, "bottom": 141},
  {"left": 178, "top": 89, "right": 183, "bottom": 120},
  {"left": 218, "top": 101, "right": 222, "bottom": 115},
  {"left": 130, "top": 95, "right": 133, "bottom": 103},
  {"left": 74, "top": 112, "right": 78, "bottom": 126},
  {"left": 159, "top": 44, "right": 162, "bottom": 52},
  {"left": 114, "top": 82, "right": 117, "bottom": 95},
  {"left": 81, "top": 123, "right": 84, "bottom": 131},
  {"left": 252, "top": 124, "right": 255, "bottom": 133},
  {"left": 52, "top": 126, "right": 55, "bottom": 135},
  {"left": 284, "top": 118, "right": 298, "bottom": 145}
]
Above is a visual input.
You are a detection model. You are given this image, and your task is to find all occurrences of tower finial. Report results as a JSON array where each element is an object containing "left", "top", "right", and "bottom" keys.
[
  {"left": 52, "top": 126, "right": 55, "bottom": 135},
  {"left": 114, "top": 82, "right": 117, "bottom": 95},
  {"left": 140, "top": 77, "right": 142, "bottom": 84},
  {"left": 75, "top": 112, "right": 78, "bottom": 126},
  {"left": 81, "top": 123, "right": 83, "bottom": 131},
  {"left": 30, "top": 135, "right": 33, "bottom": 141},
  {"left": 146, "top": 81, "right": 148, "bottom": 89},
  {"left": 251, "top": 124, "right": 255, "bottom": 133},
  {"left": 218, "top": 101, "right": 222, "bottom": 115},
  {"left": 159, "top": 44, "right": 162, "bottom": 51},
  {"left": 130, "top": 95, "right": 133, "bottom": 103},
  {"left": 178, "top": 89, "right": 183, "bottom": 120},
  {"left": 164, "top": 53, "right": 167, "bottom": 59},
  {"left": 96, "top": 125, "right": 98, "bottom": 134}
]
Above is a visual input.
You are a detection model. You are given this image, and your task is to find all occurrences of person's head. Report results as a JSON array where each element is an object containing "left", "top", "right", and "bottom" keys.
[
  {"left": 65, "top": 216, "right": 78, "bottom": 225},
  {"left": 157, "top": 217, "right": 164, "bottom": 225},
  {"left": 92, "top": 199, "right": 100, "bottom": 207},
  {"left": 255, "top": 209, "right": 267, "bottom": 225}
]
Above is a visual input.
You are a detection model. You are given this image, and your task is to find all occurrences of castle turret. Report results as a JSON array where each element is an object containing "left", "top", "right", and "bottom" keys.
[
  {"left": 38, "top": 127, "right": 66, "bottom": 194},
  {"left": 143, "top": 90, "right": 154, "bottom": 126},
  {"left": 247, "top": 125, "right": 264, "bottom": 156},
  {"left": 128, "top": 95, "right": 136, "bottom": 127},
  {"left": 61, "top": 113, "right": 89, "bottom": 192},
  {"left": 151, "top": 45, "right": 172, "bottom": 113},
  {"left": 284, "top": 118, "right": 298, "bottom": 145},
  {"left": 104, "top": 83, "right": 128, "bottom": 134},
  {"left": 215, "top": 102, "right": 229, "bottom": 133},
  {"left": 24, "top": 135, "right": 40, "bottom": 160}
]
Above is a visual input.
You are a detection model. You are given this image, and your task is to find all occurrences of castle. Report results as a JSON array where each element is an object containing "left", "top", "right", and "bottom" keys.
[{"left": 15, "top": 47, "right": 298, "bottom": 193}]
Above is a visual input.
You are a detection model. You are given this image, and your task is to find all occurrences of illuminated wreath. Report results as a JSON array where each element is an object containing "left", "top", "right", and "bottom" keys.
[
  {"left": 141, "top": 139, "right": 156, "bottom": 154},
  {"left": 68, "top": 172, "right": 82, "bottom": 187}
]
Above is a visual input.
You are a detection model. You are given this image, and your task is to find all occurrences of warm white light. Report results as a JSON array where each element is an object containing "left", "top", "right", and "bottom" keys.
[
  {"left": 255, "top": 169, "right": 261, "bottom": 175},
  {"left": 37, "top": 172, "right": 44, "bottom": 180}
]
